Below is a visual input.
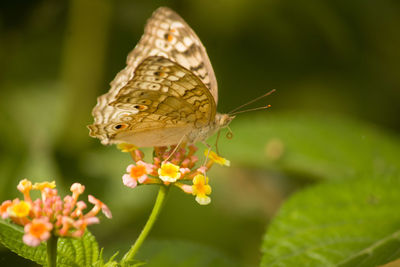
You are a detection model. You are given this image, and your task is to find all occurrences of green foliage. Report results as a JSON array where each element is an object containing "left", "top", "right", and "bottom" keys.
[
  {"left": 0, "top": 220, "right": 99, "bottom": 266},
  {"left": 93, "top": 249, "right": 120, "bottom": 267},
  {"left": 2, "top": 0, "right": 400, "bottom": 266},
  {"left": 136, "top": 239, "right": 239, "bottom": 267},
  {"left": 225, "top": 113, "right": 400, "bottom": 181},
  {"left": 1, "top": 110, "right": 399, "bottom": 266},
  {"left": 261, "top": 178, "right": 400, "bottom": 266},
  {"left": 0, "top": 220, "right": 47, "bottom": 265},
  {"left": 256, "top": 113, "right": 400, "bottom": 266}
]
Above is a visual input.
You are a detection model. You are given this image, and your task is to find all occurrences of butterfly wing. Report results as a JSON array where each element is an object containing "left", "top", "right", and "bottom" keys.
[
  {"left": 131, "top": 7, "right": 218, "bottom": 100},
  {"left": 88, "top": 56, "right": 216, "bottom": 146},
  {"left": 91, "top": 7, "right": 218, "bottom": 137}
]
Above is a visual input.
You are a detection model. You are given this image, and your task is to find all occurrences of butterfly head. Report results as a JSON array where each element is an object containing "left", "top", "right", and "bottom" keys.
[{"left": 215, "top": 113, "right": 235, "bottom": 129}]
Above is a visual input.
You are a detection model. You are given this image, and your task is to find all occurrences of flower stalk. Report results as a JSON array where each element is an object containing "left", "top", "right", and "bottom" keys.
[
  {"left": 121, "top": 185, "right": 169, "bottom": 264},
  {"left": 117, "top": 143, "right": 230, "bottom": 264},
  {"left": 46, "top": 234, "right": 58, "bottom": 267}
]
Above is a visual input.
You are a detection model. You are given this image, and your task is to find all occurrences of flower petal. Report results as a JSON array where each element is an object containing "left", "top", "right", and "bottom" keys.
[
  {"left": 158, "top": 162, "right": 181, "bottom": 182},
  {"left": 195, "top": 195, "right": 211, "bottom": 205},
  {"left": 126, "top": 164, "right": 134, "bottom": 172},
  {"left": 123, "top": 174, "right": 137, "bottom": 188},
  {"left": 138, "top": 174, "right": 148, "bottom": 184},
  {"left": 205, "top": 150, "right": 231, "bottom": 166},
  {"left": 23, "top": 234, "right": 41, "bottom": 247}
]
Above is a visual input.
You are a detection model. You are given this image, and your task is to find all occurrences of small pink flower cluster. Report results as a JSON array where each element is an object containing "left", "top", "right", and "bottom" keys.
[
  {"left": 118, "top": 144, "right": 230, "bottom": 205},
  {"left": 0, "top": 179, "right": 112, "bottom": 247}
]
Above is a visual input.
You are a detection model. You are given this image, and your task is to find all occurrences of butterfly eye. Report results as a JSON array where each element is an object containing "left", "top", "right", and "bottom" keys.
[
  {"left": 154, "top": 71, "right": 167, "bottom": 78},
  {"left": 164, "top": 33, "right": 174, "bottom": 42},
  {"left": 134, "top": 105, "right": 148, "bottom": 111},
  {"left": 114, "top": 124, "right": 128, "bottom": 130}
]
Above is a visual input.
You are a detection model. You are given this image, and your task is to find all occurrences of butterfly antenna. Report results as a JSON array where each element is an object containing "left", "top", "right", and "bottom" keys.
[
  {"left": 228, "top": 89, "right": 276, "bottom": 114},
  {"left": 230, "top": 105, "right": 272, "bottom": 115}
]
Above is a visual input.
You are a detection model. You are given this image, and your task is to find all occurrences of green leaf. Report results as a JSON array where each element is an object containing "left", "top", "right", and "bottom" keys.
[
  {"left": 57, "top": 230, "right": 99, "bottom": 267},
  {"left": 222, "top": 112, "right": 400, "bottom": 181},
  {"left": 0, "top": 220, "right": 47, "bottom": 265},
  {"left": 261, "top": 176, "right": 400, "bottom": 267},
  {"left": 0, "top": 220, "right": 99, "bottom": 266},
  {"left": 136, "top": 239, "right": 239, "bottom": 267},
  {"left": 93, "top": 249, "right": 120, "bottom": 267}
]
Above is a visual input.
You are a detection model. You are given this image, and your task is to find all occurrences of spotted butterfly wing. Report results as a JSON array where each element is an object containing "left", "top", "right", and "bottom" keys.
[
  {"left": 127, "top": 7, "right": 218, "bottom": 100},
  {"left": 89, "top": 56, "right": 216, "bottom": 146},
  {"left": 90, "top": 7, "right": 218, "bottom": 145}
]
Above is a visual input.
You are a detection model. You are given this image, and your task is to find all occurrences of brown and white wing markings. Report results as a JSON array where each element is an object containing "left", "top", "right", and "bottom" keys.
[
  {"left": 127, "top": 7, "right": 218, "bottom": 99},
  {"left": 91, "top": 7, "right": 218, "bottom": 138},
  {"left": 88, "top": 56, "right": 216, "bottom": 146}
]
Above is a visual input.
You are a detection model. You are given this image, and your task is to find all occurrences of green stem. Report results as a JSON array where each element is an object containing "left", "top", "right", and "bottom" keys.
[
  {"left": 121, "top": 185, "right": 170, "bottom": 264},
  {"left": 46, "top": 234, "right": 58, "bottom": 267}
]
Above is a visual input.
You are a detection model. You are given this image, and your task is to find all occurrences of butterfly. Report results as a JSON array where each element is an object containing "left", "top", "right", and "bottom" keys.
[{"left": 88, "top": 7, "right": 234, "bottom": 147}]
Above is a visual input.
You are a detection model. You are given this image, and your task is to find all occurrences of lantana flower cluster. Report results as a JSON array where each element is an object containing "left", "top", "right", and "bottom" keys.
[
  {"left": 118, "top": 144, "right": 230, "bottom": 205},
  {"left": 0, "top": 179, "right": 112, "bottom": 247}
]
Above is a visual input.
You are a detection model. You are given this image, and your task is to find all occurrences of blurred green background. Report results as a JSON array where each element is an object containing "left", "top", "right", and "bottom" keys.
[{"left": 1, "top": 0, "right": 399, "bottom": 266}]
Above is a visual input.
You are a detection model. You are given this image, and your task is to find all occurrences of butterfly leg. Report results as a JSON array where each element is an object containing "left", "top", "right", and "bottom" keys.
[
  {"left": 202, "top": 141, "right": 213, "bottom": 167},
  {"left": 214, "top": 130, "right": 221, "bottom": 155}
]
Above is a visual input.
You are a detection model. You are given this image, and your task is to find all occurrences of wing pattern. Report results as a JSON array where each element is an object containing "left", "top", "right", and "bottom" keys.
[
  {"left": 91, "top": 7, "right": 218, "bottom": 135},
  {"left": 88, "top": 56, "right": 216, "bottom": 145}
]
